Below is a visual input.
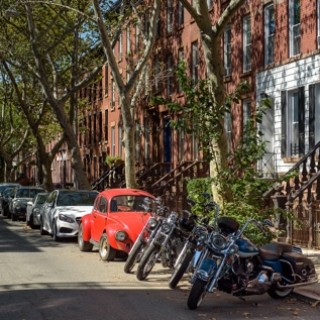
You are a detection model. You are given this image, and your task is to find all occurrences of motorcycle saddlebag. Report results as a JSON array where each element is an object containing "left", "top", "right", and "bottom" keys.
[{"left": 282, "top": 252, "right": 316, "bottom": 279}]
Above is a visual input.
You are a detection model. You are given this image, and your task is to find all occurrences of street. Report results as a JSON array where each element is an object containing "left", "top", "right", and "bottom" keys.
[{"left": 0, "top": 216, "right": 319, "bottom": 320}]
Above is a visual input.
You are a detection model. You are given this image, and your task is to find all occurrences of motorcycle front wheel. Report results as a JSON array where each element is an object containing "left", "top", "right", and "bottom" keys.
[
  {"left": 124, "top": 237, "right": 144, "bottom": 273},
  {"left": 187, "top": 278, "right": 207, "bottom": 310},
  {"left": 136, "top": 243, "right": 159, "bottom": 281},
  {"left": 169, "top": 249, "right": 194, "bottom": 289}
]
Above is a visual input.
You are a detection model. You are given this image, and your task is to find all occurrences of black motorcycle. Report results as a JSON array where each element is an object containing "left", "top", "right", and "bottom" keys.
[
  {"left": 187, "top": 217, "right": 318, "bottom": 310},
  {"left": 136, "top": 210, "right": 188, "bottom": 281}
]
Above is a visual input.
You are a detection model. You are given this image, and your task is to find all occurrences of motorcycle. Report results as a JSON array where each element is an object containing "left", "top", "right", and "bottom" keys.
[
  {"left": 168, "top": 200, "right": 219, "bottom": 289},
  {"left": 187, "top": 216, "right": 318, "bottom": 310},
  {"left": 124, "top": 198, "right": 168, "bottom": 273},
  {"left": 136, "top": 210, "right": 188, "bottom": 281}
]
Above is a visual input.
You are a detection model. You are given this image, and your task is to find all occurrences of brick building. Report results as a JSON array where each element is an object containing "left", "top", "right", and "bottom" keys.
[{"left": 50, "top": 0, "right": 320, "bottom": 194}]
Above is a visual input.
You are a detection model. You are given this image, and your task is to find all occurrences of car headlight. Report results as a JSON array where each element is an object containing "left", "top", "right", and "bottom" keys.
[
  {"left": 58, "top": 214, "right": 75, "bottom": 223},
  {"left": 115, "top": 231, "right": 127, "bottom": 241},
  {"left": 147, "top": 217, "right": 158, "bottom": 229}
]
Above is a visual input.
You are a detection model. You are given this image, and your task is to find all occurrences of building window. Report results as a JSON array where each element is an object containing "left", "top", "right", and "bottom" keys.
[
  {"left": 264, "top": 3, "right": 275, "bottom": 65},
  {"left": 309, "top": 83, "right": 320, "bottom": 147},
  {"left": 154, "top": 57, "right": 161, "bottom": 92},
  {"left": 118, "top": 32, "right": 122, "bottom": 60},
  {"left": 166, "top": 54, "right": 173, "bottom": 96},
  {"left": 191, "top": 41, "right": 199, "bottom": 84},
  {"left": 317, "top": 0, "right": 320, "bottom": 48},
  {"left": 289, "top": 0, "right": 300, "bottom": 57},
  {"left": 281, "top": 88, "right": 305, "bottom": 157},
  {"left": 177, "top": 1, "right": 184, "bottom": 27},
  {"left": 104, "top": 64, "right": 108, "bottom": 96},
  {"left": 243, "top": 99, "right": 251, "bottom": 129},
  {"left": 243, "top": 15, "right": 251, "bottom": 72},
  {"left": 111, "top": 80, "right": 115, "bottom": 109},
  {"left": 224, "top": 26, "right": 232, "bottom": 77},
  {"left": 178, "top": 48, "right": 184, "bottom": 93},
  {"left": 135, "top": 24, "right": 139, "bottom": 50},
  {"left": 111, "top": 125, "right": 115, "bottom": 156},
  {"left": 99, "top": 111, "right": 102, "bottom": 142},
  {"left": 167, "top": 0, "right": 173, "bottom": 34},
  {"left": 93, "top": 113, "right": 97, "bottom": 144},
  {"left": 118, "top": 124, "right": 123, "bottom": 156},
  {"left": 126, "top": 26, "right": 131, "bottom": 55},
  {"left": 104, "top": 110, "right": 108, "bottom": 142},
  {"left": 224, "top": 112, "right": 232, "bottom": 152}
]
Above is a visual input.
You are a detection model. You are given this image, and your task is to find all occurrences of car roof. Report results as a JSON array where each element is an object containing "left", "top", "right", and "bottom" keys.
[{"left": 98, "top": 188, "right": 155, "bottom": 199}]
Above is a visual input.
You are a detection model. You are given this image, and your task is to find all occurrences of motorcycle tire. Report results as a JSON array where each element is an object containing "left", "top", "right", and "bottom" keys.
[
  {"left": 124, "top": 237, "right": 144, "bottom": 273},
  {"left": 169, "top": 249, "right": 194, "bottom": 289},
  {"left": 268, "top": 286, "right": 293, "bottom": 299},
  {"left": 136, "top": 243, "right": 159, "bottom": 281},
  {"left": 187, "top": 278, "right": 207, "bottom": 310}
]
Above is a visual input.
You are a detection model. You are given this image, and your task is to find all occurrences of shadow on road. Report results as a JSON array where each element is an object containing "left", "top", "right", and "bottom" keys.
[{"left": 0, "top": 216, "right": 76, "bottom": 253}]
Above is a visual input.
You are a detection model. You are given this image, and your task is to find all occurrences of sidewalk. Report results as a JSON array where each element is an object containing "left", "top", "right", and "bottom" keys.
[{"left": 293, "top": 248, "right": 320, "bottom": 302}]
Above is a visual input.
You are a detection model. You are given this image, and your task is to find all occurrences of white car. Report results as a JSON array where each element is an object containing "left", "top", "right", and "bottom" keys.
[
  {"left": 26, "top": 192, "right": 49, "bottom": 228},
  {"left": 40, "top": 189, "right": 98, "bottom": 241}
]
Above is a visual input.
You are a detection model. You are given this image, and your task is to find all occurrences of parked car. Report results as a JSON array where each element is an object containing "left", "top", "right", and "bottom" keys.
[
  {"left": 26, "top": 192, "right": 49, "bottom": 228},
  {"left": 40, "top": 189, "right": 98, "bottom": 241},
  {"left": 78, "top": 188, "right": 156, "bottom": 262},
  {"left": 0, "top": 184, "right": 20, "bottom": 216},
  {"left": 9, "top": 186, "right": 45, "bottom": 221}
]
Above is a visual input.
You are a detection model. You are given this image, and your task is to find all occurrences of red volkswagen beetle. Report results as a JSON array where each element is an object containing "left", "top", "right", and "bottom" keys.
[{"left": 78, "top": 188, "right": 156, "bottom": 261}]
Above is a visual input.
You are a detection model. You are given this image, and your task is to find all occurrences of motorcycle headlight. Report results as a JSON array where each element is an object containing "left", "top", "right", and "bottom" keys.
[
  {"left": 211, "top": 234, "right": 228, "bottom": 250},
  {"left": 115, "top": 231, "right": 127, "bottom": 241},
  {"left": 148, "top": 217, "right": 158, "bottom": 229},
  {"left": 161, "top": 222, "right": 172, "bottom": 234},
  {"left": 58, "top": 214, "right": 75, "bottom": 223}
]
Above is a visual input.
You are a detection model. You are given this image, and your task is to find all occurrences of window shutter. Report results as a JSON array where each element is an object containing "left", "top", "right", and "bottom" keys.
[
  {"left": 281, "top": 91, "right": 287, "bottom": 157},
  {"left": 309, "top": 84, "right": 315, "bottom": 148},
  {"left": 298, "top": 86, "right": 305, "bottom": 155}
]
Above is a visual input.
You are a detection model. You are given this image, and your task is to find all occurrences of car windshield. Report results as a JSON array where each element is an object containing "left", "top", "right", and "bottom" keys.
[
  {"left": 110, "top": 195, "right": 154, "bottom": 212},
  {"left": 57, "top": 191, "right": 97, "bottom": 206},
  {"left": 16, "top": 188, "right": 43, "bottom": 198},
  {"left": 35, "top": 194, "right": 48, "bottom": 204}
]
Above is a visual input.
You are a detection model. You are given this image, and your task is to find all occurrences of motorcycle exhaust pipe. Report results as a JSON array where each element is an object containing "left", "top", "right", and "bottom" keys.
[{"left": 276, "top": 278, "right": 318, "bottom": 289}]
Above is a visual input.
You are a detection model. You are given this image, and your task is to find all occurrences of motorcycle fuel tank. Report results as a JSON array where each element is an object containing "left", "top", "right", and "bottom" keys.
[{"left": 236, "top": 238, "right": 259, "bottom": 258}]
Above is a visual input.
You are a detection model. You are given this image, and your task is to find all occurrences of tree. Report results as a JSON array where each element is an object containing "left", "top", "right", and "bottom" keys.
[
  {"left": 92, "top": 0, "right": 160, "bottom": 188},
  {"left": 0, "top": 0, "right": 103, "bottom": 189},
  {"left": 179, "top": 0, "right": 246, "bottom": 204}
]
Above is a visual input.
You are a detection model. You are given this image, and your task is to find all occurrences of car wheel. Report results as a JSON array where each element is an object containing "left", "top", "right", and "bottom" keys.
[
  {"left": 78, "top": 223, "right": 93, "bottom": 252},
  {"left": 52, "top": 221, "right": 60, "bottom": 242},
  {"left": 99, "top": 233, "right": 116, "bottom": 262},
  {"left": 40, "top": 219, "right": 48, "bottom": 235}
]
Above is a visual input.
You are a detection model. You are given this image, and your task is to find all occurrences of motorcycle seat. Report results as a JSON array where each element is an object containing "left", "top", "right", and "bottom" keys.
[{"left": 259, "top": 242, "right": 293, "bottom": 260}]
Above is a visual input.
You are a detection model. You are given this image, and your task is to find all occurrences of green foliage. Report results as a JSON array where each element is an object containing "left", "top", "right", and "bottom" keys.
[
  {"left": 105, "top": 155, "right": 123, "bottom": 167},
  {"left": 158, "top": 64, "right": 278, "bottom": 244}
]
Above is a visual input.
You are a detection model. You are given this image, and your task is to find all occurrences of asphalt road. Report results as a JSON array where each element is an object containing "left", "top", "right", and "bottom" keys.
[{"left": 0, "top": 216, "right": 319, "bottom": 320}]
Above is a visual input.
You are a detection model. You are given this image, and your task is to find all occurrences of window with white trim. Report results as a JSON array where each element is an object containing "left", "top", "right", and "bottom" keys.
[
  {"left": 126, "top": 26, "right": 131, "bottom": 55},
  {"left": 224, "top": 26, "right": 232, "bottom": 76},
  {"left": 166, "top": 54, "right": 173, "bottom": 95},
  {"left": 243, "top": 15, "right": 251, "bottom": 72},
  {"left": 289, "top": 0, "right": 300, "bottom": 57},
  {"left": 264, "top": 3, "right": 275, "bottom": 65},
  {"left": 118, "top": 32, "right": 122, "bottom": 59},
  {"left": 317, "top": 0, "right": 320, "bottom": 48},
  {"left": 224, "top": 112, "right": 232, "bottom": 152},
  {"left": 243, "top": 99, "right": 251, "bottom": 129},
  {"left": 191, "top": 41, "right": 198, "bottom": 84},
  {"left": 111, "top": 125, "right": 115, "bottom": 156},
  {"left": 118, "top": 124, "right": 123, "bottom": 156},
  {"left": 167, "top": 0, "right": 173, "bottom": 34},
  {"left": 177, "top": 1, "right": 184, "bottom": 27}
]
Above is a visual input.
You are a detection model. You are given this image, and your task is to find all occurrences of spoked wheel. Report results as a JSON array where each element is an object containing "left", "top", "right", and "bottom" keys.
[
  {"left": 78, "top": 223, "right": 93, "bottom": 252},
  {"left": 124, "top": 237, "right": 144, "bottom": 273},
  {"left": 268, "top": 286, "right": 293, "bottom": 299},
  {"left": 169, "top": 249, "right": 194, "bottom": 289},
  {"left": 187, "top": 278, "right": 207, "bottom": 310},
  {"left": 99, "top": 234, "right": 116, "bottom": 262},
  {"left": 136, "top": 243, "right": 159, "bottom": 281}
]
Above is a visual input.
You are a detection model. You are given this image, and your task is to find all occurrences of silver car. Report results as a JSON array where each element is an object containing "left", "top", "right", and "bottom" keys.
[
  {"left": 26, "top": 192, "right": 49, "bottom": 228},
  {"left": 40, "top": 189, "right": 98, "bottom": 241}
]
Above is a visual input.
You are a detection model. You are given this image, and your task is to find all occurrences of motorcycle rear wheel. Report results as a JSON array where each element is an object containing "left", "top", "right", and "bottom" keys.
[
  {"left": 187, "top": 278, "right": 207, "bottom": 310},
  {"left": 124, "top": 237, "right": 144, "bottom": 273},
  {"left": 136, "top": 243, "right": 159, "bottom": 281},
  {"left": 169, "top": 249, "right": 194, "bottom": 289},
  {"left": 268, "top": 287, "right": 293, "bottom": 299}
]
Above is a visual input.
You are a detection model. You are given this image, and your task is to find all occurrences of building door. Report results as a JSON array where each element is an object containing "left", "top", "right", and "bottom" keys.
[
  {"left": 309, "top": 83, "right": 320, "bottom": 148},
  {"left": 259, "top": 100, "right": 276, "bottom": 177}
]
